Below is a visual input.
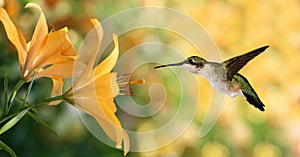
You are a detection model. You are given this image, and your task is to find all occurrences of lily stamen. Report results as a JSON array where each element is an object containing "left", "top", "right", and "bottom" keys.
[
  {"left": 119, "top": 92, "right": 134, "bottom": 96},
  {"left": 129, "top": 79, "right": 145, "bottom": 84},
  {"left": 116, "top": 73, "right": 145, "bottom": 97}
]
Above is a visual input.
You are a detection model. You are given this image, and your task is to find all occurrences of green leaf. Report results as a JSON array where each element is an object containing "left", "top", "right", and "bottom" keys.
[
  {"left": 0, "top": 140, "right": 17, "bottom": 157},
  {"left": 2, "top": 71, "right": 8, "bottom": 116},
  {"left": 14, "top": 98, "right": 59, "bottom": 138},
  {"left": 0, "top": 107, "right": 30, "bottom": 134},
  {"left": 6, "top": 79, "right": 26, "bottom": 115},
  {"left": 15, "top": 98, "right": 40, "bottom": 115},
  {"left": 21, "top": 72, "right": 35, "bottom": 108},
  {"left": 0, "top": 111, "right": 22, "bottom": 124},
  {"left": 27, "top": 111, "right": 59, "bottom": 138}
]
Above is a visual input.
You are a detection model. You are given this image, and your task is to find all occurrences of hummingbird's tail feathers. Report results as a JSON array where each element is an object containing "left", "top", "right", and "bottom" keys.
[
  {"left": 234, "top": 73, "right": 265, "bottom": 111},
  {"left": 242, "top": 91, "right": 265, "bottom": 111}
]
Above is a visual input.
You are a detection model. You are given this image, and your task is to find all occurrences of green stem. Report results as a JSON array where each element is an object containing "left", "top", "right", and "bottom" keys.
[
  {"left": 35, "top": 95, "right": 65, "bottom": 108},
  {"left": 5, "top": 79, "right": 26, "bottom": 115},
  {"left": 15, "top": 95, "right": 65, "bottom": 109}
]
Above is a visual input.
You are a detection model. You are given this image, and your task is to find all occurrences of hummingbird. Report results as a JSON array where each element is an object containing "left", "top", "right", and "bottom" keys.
[{"left": 154, "top": 45, "right": 269, "bottom": 111}]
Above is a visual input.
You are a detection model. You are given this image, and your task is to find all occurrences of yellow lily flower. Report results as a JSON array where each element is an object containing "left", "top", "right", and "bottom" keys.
[
  {"left": 0, "top": 3, "right": 78, "bottom": 96},
  {"left": 63, "top": 19, "right": 144, "bottom": 156}
]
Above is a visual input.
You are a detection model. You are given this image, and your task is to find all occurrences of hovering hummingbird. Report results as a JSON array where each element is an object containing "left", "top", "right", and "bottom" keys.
[{"left": 154, "top": 45, "right": 269, "bottom": 111}]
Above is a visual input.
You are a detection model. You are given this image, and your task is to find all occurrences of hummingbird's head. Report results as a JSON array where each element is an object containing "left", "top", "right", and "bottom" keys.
[
  {"left": 182, "top": 56, "right": 206, "bottom": 74},
  {"left": 154, "top": 56, "right": 206, "bottom": 74}
]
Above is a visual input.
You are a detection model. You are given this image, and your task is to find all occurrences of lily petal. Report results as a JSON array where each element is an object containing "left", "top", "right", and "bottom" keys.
[
  {"left": 73, "top": 18, "right": 103, "bottom": 88},
  {"left": 94, "top": 115, "right": 120, "bottom": 145},
  {"left": 48, "top": 76, "right": 64, "bottom": 106},
  {"left": 61, "top": 35, "right": 78, "bottom": 56},
  {"left": 32, "top": 28, "right": 68, "bottom": 68},
  {"left": 123, "top": 130, "right": 130, "bottom": 156},
  {"left": 25, "top": 3, "right": 48, "bottom": 66},
  {"left": 95, "top": 72, "right": 119, "bottom": 99},
  {"left": 72, "top": 78, "right": 115, "bottom": 102},
  {"left": 74, "top": 98, "right": 125, "bottom": 148},
  {"left": 73, "top": 72, "right": 119, "bottom": 109},
  {"left": 72, "top": 98, "right": 119, "bottom": 141},
  {"left": 35, "top": 61, "right": 79, "bottom": 79},
  {"left": 95, "top": 34, "right": 119, "bottom": 76},
  {"left": 45, "top": 35, "right": 78, "bottom": 65},
  {"left": 98, "top": 100, "right": 124, "bottom": 148},
  {"left": 98, "top": 98, "right": 117, "bottom": 113},
  {"left": 31, "top": 28, "right": 78, "bottom": 72},
  {"left": 83, "top": 18, "right": 103, "bottom": 67},
  {"left": 0, "top": 7, "right": 26, "bottom": 69}
]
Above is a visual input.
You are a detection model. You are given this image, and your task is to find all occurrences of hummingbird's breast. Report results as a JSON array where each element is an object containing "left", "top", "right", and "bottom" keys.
[{"left": 196, "top": 63, "right": 243, "bottom": 97}]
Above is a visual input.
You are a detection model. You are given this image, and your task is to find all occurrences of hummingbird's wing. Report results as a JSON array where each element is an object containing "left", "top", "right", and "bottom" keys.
[{"left": 223, "top": 45, "right": 269, "bottom": 81}]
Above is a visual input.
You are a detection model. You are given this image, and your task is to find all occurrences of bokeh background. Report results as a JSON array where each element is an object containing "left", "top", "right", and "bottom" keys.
[{"left": 1, "top": 0, "right": 300, "bottom": 157}]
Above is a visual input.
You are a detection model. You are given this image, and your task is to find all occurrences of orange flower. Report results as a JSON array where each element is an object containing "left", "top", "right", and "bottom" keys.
[
  {"left": 63, "top": 19, "right": 144, "bottom": 155},
  {"left": 0, "top": 3, "right": 78, "bottom": 96}
]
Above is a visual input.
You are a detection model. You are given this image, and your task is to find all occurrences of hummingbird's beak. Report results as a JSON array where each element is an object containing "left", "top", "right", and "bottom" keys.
[{"left": 154, "top": 61, "right": 186, "bottom": 69}]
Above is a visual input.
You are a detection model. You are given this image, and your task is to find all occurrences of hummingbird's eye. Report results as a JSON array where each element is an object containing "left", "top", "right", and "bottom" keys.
[{"left": 188, "top": 58, "right": 196, "bottom": 65}]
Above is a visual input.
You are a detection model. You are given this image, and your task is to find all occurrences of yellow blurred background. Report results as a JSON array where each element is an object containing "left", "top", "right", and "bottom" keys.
[{"left": 1, "top": 0, "right": 300, "bottom": 157}]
